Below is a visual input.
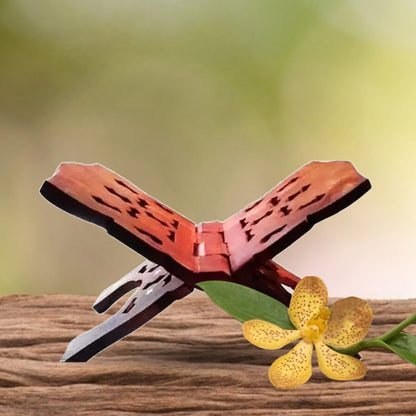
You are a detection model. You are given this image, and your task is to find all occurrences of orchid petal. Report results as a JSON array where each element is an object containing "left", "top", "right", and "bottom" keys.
[
  {"left": 315, "top": 340, "right": 366, "bottom": 380},
  {"left": 268, "top": 339, "right": 313, "bottom": 389},
  {"left": 288, "top": 276, "right": 328, "bottom": 329},
  {"left": 323, "top": 297, "right": 373, "bottom": 348},
  {"left": 243, "top": 320, "right": 301, "bottom": 350}
]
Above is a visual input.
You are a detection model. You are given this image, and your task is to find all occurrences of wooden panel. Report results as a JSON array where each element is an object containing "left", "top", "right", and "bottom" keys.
[
  {"left": 0, "top": 294, "right": 414, "bottom": 415},
  {"left": 41, "top": 161, "right": 370, "bottom": 287},
  {"left": 41, "top": 163, "right": 198, "bottom": 281},
  {"left": 223, "top": 161, "right": 371, "bottom": 273}
]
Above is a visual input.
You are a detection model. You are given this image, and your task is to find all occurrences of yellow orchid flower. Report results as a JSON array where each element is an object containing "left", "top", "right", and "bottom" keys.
[{"left": 242, "top": 276, "right": 373, "bottom": 389}]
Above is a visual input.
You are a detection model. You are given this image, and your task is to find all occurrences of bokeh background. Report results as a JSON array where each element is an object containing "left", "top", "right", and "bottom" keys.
[{"left": 1, "top": 0, "right": 415, "bottom": 299}]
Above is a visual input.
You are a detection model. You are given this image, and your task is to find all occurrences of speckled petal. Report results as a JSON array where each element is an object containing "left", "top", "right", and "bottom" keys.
[
  {"left": 288, "top": 276, "right": 328, "bottom": 329},
  {"left": 323, "top": 297, "right": 373, "bottom": 348},
  {"left": 315, "top": 340, "right": 366, "bottom": 381},
  {"left": 268, "top": 339, "right": 313, "bottom": 389},
  {"left": 243, "top": 320, "right": 301, "bottom": 350}
]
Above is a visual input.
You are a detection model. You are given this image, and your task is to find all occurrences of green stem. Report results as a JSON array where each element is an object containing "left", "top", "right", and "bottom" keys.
[
  {"left": 378, "top": 312, "right": 416, "bottom": 342},
  {"left": 333, "top": 312, "right": 416, "bottom": 356},
  {"left": 334, "top": 337, "right": 388, "bottom": 356}
]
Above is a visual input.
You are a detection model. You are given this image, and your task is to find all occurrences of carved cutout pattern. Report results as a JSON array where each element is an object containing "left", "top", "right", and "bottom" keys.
[
  {"left": 41, "top": 161, "right": 370, "bottom": 286},
  {"left": 222, "top": 161, "right": 370, "bottom": 272},
  {"left": 40, "top": 161, "right": 370, "bottom": 362}
]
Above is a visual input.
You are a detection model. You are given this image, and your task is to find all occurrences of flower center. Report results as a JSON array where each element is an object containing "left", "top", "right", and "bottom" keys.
[{"left": 302, "top": 306, "right": 331, "bottom": 343}]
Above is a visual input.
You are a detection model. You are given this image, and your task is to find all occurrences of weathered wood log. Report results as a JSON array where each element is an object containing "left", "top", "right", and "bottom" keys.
[{"left": 0, "top": 294, "right": 415, "bottom": 415}]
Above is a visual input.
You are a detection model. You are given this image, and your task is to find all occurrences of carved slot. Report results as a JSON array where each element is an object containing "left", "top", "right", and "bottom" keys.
[
  {"left": 167, "top": 230, "right": 176, "bottom": 242},
  {"left": 260, "top": 224, "right": 287, "bottom": 243},
  {"left": 287, "top": 190, "right": 301, "bottom": 201},
  {"left": 163, "top": 273, "right": 172, "bottom": 286},
  {"left": 245, "top": 229, "right": 255, "bottom": 241},
  {"left": 137, "top": 198, "right": 149, "bottom": 208},
  {"left": 92, "top": 196, "right": 122, "bottom": 213},
  {"left": 138, "top": 265, "right": 147, "bottom": 273},
  {"left": 171, "top": 219, "right": 179, "bottom": 229},
  {"left": 280, "top": 205, "right": 292, "bottom": 216},
  {"left": 287, "top": 184, "right": 311, "bottom": 202},
  {"left": 104, "top": 186, "right": 131, "bottom": 203},
  {"left": 147, "top": 264, "right": 159, "bottom": 273},
  {"left": 244, "top": 198, "right": 263, "bottom": 213},
  {"left": 127, "top": 207, "right": 140, "bottom": 218},
  {"left": 301, "top": 184, "right": 311, "bottom": 192},
  {"left": 269, "top": 196, "right": 280, "bottom": 206},
  {"left": 278, "top": 176, "right": 298, "bottom": 193},
  {"left": 239, "top": 218, "right": 248, "bottom": 228},
  {"left": 252, "top": 210, "right": 273, "bottom": 226},
  {"left": 114, "top": 179, "right": 138, "bottom": 195},
  {"left": 145, "top": 211, "right": 169, "bottom": 227},
  {"left": 143, "top": 273, "right": 168, "bottom": 290},
  {"left": 134, "top": 227, "right": 163, "bottom": 245},
  {"left": 155, "top": 201, "right": 174, "bottom": 214},
  {"left": 298, "top": 193, "right": 325, "bottom": 210},
  {"left": 122, "top": 297, "right": 137, "bottom": 313}
]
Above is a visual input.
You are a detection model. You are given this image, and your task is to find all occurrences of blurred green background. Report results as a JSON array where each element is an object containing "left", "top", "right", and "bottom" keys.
[{"left": 0, "top": 0, "right": 415, "bottom": 298}]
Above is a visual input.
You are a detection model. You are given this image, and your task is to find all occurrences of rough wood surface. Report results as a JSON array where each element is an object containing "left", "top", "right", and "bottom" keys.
[{"left": 0, "top": 293, "right": 415, "bottom": 415}]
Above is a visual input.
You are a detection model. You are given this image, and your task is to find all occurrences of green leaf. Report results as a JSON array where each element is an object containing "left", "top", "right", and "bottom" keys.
[
  {"left": 197, "top": 280, "right": 296, "bottom": 330},
  {"left": 382, "top": 331, "right": 416, "bottom": 365}
]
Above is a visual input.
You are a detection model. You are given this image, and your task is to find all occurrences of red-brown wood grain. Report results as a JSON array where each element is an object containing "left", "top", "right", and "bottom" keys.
[
  {"left": 39, "top": 160, "right": 370, "bottom": 361},
  {"left": 41, "top": 162, "right": 198, "bottom": 280},
  {"left": 40, "top": 160, "right": 370, "bottom": 293},
  {"left": 223, "top": 161, "right": 370, "bottom": 272}
]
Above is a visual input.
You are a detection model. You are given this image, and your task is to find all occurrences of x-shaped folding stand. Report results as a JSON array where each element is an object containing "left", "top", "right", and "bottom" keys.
[{"left": 40, "top": 160, "right": 370, "bottom": 361}]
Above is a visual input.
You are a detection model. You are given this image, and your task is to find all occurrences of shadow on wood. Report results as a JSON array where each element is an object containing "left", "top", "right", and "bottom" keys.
[{"left": 0, "top": 294, "right": 415, "bottom": 415}]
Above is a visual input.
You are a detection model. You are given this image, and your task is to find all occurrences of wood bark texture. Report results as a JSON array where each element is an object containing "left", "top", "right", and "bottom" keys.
[{"left": 0, "top": 293, "right": 415, "bottom": 415}]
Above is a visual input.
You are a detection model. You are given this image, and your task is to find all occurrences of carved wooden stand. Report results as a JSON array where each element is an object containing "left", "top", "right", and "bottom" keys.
[{"left": 0, "top": 294, "right": 415, "bottom": 415}]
